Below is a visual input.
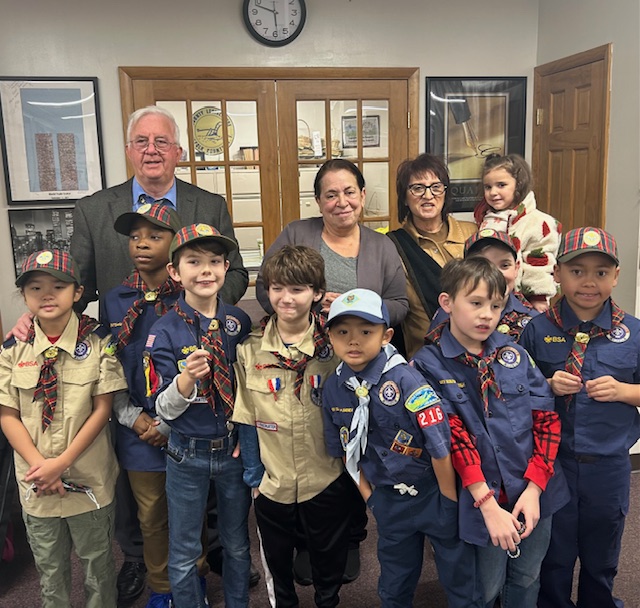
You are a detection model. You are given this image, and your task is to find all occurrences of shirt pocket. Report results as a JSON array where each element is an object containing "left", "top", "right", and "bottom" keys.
[
  {"left": 245, "top": 370, "right": 288, "bottom": 396},
  {"left": 59, "top": 365, "right": 101, "bottom": 415},
  {"left": 11, "top": 369, "right": 40, "bottom": 421},
  {"left": 595, "top": 346, "right": 636, "bottom": 383}
]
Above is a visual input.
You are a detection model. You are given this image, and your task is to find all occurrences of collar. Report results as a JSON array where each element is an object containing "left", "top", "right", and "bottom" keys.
[
  {"left": 504, "top": 292, "right": 533, "bottom": 315},
  {"left": 132, "top": 178, "right": 177, "bottom": 210},
  {"left": 510, "top": 190, "right": 537, "bottom": 220},
  {"left": 32, "top": 313, "right": 80, "bottom": 357},
  {"left": 177, "top": 293, "right": 224, "bottom": 324},
  {"left": 559, "top": 297, "right": 613, "bottom": 331},
  {"left": 337, "top": 348, "right": 389, "bottom": 387},
  {"left": 261, "top": 316, "right": 317, "bottom": 358},
  {"left": 438, "top": 323, "right": 511, "bottom": 360},
  {"left": 403, "top": 214, "right": 468, "bottom": 245}
]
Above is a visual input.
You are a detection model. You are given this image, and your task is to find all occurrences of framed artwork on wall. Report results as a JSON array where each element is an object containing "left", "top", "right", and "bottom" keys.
[
  {"left": 0, "top": 77, "right": 105, "bottom": 205},
  {"left": 9, "top": 207, "right": 75, "bottom": 278},
  {"left": 426, "top": 77, "right": 526, "bottom": 212},
  {"left": 342, "top": 115, "right": 380, "bottom": 148}
]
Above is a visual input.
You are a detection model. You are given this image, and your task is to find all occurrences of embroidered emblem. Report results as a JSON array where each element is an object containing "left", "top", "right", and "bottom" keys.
[
  {"left": 404, "top": 385, "right": 440, "bottom": 413},
  {"left": 225, "top": 315, "right": 241, "bottom": 336},
  {"left": 195, "top": 223, "right": 214, "bottom": 236},
  {"left": 416, "top": 405, "right": 445, "bottom": 428},
  {"left": 583, "top": 230, "right": 601, "bottom": 246},
  {"left": 520, "top": 317, "right": 530, "bottom": 328},
  {"left": 256, "top": 421, "right": 278, "bottom": 432},
  {"left": 498, "top": 346, "right": 521, "bottom": 368},
  {"left": 103, "top": 338, "right": 118, "bottom": 356},
  {"left": 342, "top": 293, "right": 358, "bottom": 305},
  {"left": 607, "top": 324, "right": 630, "bottom": 343},
  {"left": 544, "top": 335, "right": 566, "bottom": 343},
  {"left": 36, "top": 251, "right": 53, "bottom": 265},
  {"left": 497, "top": 324, "right": 510, "bottom": 334},
  {"left": 316, "top": 343, "right": 333, "bottom": 362},
  {"left": 177, "top": 359, "right": 187, "bottom": 372},
  {"left": 379, "top": 380, "right": 400, "bottom": 406},
  {"left": 311, "top": 388, "right": 322, "bottom": 406},
  {"left": 390, "top": 430, "right": 423, "bottom": 457},
  {"left": 74, "top": 340, "right": 91, "bottom": 361},
  {"left": 339, "top": 426, "right": 349, "bottom": 451}
]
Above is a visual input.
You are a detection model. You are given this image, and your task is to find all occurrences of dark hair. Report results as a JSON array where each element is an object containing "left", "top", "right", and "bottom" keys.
[
  {"left": 482, "top": 154, "right": 532, "bottom": 207},
  {"left": 466, "top": 240, "right": 518, "bottom": 263},
  {"left": 172, "top": 240, "right": 228, "bottom": 266},
  {"left": 396, "top": 153, "right": 452, "bottom": 223},
  {"left": 262, "top": 245, "right": 326, "bottom": 294},
  {"left": 313, "top": 159, "right": 365, "bottom": 198},
  {"left": 441, "top": 257, "right": 507, "bottom": 301}
]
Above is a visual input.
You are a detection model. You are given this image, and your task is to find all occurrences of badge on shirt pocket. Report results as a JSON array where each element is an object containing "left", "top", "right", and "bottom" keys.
[
  {"left": 379, "top": 380, "right": 400, "bottom": 406},
  {"left": 74, "top": 340, "right": 91, "bottom": 360},
  {"left": 225, "top": 315, "right": 241, "bottom": 337},
  {"left": 607, "top": 324, "right": 630, "bottom": 343},
  {"left": 497, "top": 346, "right": 521, "bottom": 368}
]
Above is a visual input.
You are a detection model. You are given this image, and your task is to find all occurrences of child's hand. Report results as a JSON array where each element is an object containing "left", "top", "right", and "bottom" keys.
[
  {"left": 511, "top": 483, "right": 542, "bottom": 539},
  {"left": 585, "top": 376, "right": 622, "bottom": 402},
  {"left": 321, "top": 292, "right": 341, "bottom": 313},
  {"left": 135, "top": 414, "right": 168, "bottom": 447},
  {"left": 549, "top": 370, "right": 583, "bottom": 396},
  {"left": 479, "top": 500, "right": 522, "bottom": 551},
  {"left": 531, "top": 301, "right": 549, "bottom": 313},
  {"left": 24, "top": 457, "right": 66, "bottom": 496},
  {"left": 184, "top": 349, "right": 211, "bottom": 381}
]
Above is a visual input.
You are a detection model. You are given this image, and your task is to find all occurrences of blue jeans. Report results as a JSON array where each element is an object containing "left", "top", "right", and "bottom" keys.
[
  {"left": 165, "top": 431, "right": 251, "bottom": 608},
  {"left": 476, "top": 514, "right": 552, "bottom": 608}
]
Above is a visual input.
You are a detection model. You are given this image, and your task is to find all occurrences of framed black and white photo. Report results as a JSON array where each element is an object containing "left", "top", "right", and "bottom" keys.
[
  {"left": 426, "top": 77, "right": 526, "bottom": 212},
  {"left": 0, "top": 77, "right": 105, "bottom": 205}
]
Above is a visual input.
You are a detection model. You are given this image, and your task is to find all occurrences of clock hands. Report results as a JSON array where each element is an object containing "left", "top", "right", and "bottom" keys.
[{"left": 255, "top": 0, "right": 278, "bottom": 28}]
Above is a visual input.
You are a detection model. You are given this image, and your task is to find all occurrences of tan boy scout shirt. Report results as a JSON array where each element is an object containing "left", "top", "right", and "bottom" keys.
[
  {"left": 0, "top": 314, "right": 127, "bottom": 518},
  {"left": 233, "top": 317, "right": 343, "bottom": 504}
]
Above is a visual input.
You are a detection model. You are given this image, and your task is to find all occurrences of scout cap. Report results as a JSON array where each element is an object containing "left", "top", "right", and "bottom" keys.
[
  {"left": 114, "top": 202, "right": 182, "bottom": 235},
  {"left": 16, "top": 250, "right": 81, "bottom": 287},
  {"left": 327, "top": 288, "right": 390, "bottom": 327},
  {"left": 169, "top": 223, "right": 238, "bottom": 261},
  {"left": 464, "top": 229, "right": 519, "bottom": 258},
  {"left": 557, "top": 227, "right": 619, "bottom": 265}
]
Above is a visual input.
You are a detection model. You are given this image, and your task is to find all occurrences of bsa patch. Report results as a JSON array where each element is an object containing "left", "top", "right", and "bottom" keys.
[
  {"left": 103, "top": 338, "right": 118, "bottom": 356},
  {"left": 404, "top": 385, "right": 440, "bottom": 413},
  {"left": 256, "top": 421, "right": 278, "bottom": 432},
  {"left": 316, "top": 343, "right": 333, "bottom": 362},
  {"left": 379, "top": 380, "right": 400, "bottom": 406},
  {"left": 74, "top": 340, "right": 91, "bottom": 360},
  {"left": 607, "top": 324, "right": 630, "bottom": 344},
  {"left": 339, "top": 426, "right": 350, "bottom": 451},
  {"left": 225, "top": 315, "right": 241, "bottom": 337},
  {"left": 583, "top": 229, "right": 601, "bottom": 246},
  {"left": 498, "top": 346, "right": 521, "bottom": 368},
  {"left": 520, "top": 317, "right": 530, "bottom": 328},
  {"left": 35, "top": 251, "right": 53, "bottom": 265},
  {"left": 416, "top": 405, "right": 445, "bottom": 428},
  {"left": 393, "top": 429, "right": 413, "bottom": 446},
  {"left": 311, "top": 388, "right": 323, "bottom": 406},
  {"left": 177, "top": 359, "right": 187, "bottom": 372},
  {"left": 195, "top": 223, "right": 214, "bottom": 236}
]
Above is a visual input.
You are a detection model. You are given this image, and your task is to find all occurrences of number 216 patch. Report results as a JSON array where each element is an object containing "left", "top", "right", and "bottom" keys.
[{"left": 417, "top": 405, "right": 445, "bottom": 428}]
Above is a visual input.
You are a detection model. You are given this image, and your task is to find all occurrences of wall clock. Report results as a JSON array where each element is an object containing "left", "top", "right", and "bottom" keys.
[{"left": 242, "top": 0, "right": 307, "bottom": 47}]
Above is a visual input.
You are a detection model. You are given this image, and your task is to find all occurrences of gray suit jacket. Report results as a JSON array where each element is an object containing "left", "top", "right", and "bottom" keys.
[{"left": 70, "top": 178, "right": 248, "bottom": 310}]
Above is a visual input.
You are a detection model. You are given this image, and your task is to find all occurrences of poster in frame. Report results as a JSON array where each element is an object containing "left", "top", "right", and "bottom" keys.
[
  {"left": 9, "top": 206, "right": 75, "bottom": 279},
  {"left": 426, "top": 77, "right": 526, "bottom": 212},
  {"left": 0, "top": 77, "right": 105, "bottom": 205},
  {"left": 342, "top": 115, "right": 381, "bottom": 149}
]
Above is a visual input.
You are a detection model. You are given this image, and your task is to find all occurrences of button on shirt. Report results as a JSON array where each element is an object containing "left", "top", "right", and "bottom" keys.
[
  {"left": 520, "top": 298, "right": 640, "bottom": 456},
  {"left": 233, "top": 316, "right": 342, "bottom": 504},
  {"left": 323, "top": 349, "right": 450, "bottom": 487},
  {"left": 0, "top": 315, "right": 128, "bottom": 518}
]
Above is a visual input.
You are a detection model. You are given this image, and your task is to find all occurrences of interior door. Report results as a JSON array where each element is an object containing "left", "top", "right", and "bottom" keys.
[{"left": 532, "top": 44, "right": 611, "bottom": 231}]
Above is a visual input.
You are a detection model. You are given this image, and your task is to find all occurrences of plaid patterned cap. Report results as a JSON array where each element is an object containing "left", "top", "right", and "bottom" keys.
[
  {"left": 16, "top": 250, "right": 81, "bottom": 287},
  {"left": 464, "top": 229, "right": 519, "bottom": 258},
  {"left": 114, "top": 202, "right": 182, "bottom": 235},
  {"left": 169, "top": 223, "right": 238, "bottom": 261},
  {"left": 327, "top": 288, "right": 390, "bottom": 327},
  {"left": 557, "top": 227, "right": 619, "bottom": 265}
]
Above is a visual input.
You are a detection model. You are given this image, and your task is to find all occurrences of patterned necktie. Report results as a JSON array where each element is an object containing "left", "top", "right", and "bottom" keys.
[
  {"left": 498, "top": 309, "right": 532, "bottom": 343},
  {"left": 29, "top": 315, "right": 100, "bottom": 431},
  {"left": 254, "top": 313, "right": 331, "bottom": 399},
  {"left": 546, "top": 298, "right": 624, "bottom": 406},
  {"left": 174, "top": 301, "right": 234, "bottom": 417},
  {"left": 117, "top": 270, "right": 182, "bottom": 350},
  {"left": 138, "top": 194, "right": 171, "bottom": 207}
]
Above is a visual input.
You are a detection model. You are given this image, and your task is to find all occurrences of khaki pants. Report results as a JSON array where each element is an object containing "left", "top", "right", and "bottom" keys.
[{"left": 23, "top": 501, "right": 116, "bottom": 608}]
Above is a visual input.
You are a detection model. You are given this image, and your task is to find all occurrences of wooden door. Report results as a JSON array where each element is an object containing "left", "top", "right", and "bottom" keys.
[{"left": 532, "top": 45, "right": 611, "bottom": 231}]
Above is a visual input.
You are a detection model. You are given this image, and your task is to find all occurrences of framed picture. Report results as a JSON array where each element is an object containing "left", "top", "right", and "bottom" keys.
[
  {"left": 0, "top": 77, "right": 105, "bottom": 205},
  {"left": 9, "top": 207, "right": 75, "bottom": 278},
  {"left": 342, "top": 115, "right": 380, "bottom": 149},
  {"left": 426, "top": 77, "right": 526, "bottom": 212}
]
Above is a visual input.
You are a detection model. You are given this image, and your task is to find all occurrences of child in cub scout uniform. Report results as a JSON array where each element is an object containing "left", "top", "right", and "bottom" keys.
[
  {"left": 520, "top": 227, "right": 640, "bottom": 608},
  {"left": 0, "top": 250, "right": 127, "bottom": 608},
  {"left": 411, "top": 257, "right": 569, "bottom": 608},
  {"left": 322, "top": 288, "right": 483, "bottom": 608},
  {"left": 430, "top": 229, "right": 537, "bottom": 343},
  {"left": 233, "top": 245, "right": 354, "bottom": 608},
  {"left": 100, "top": 202, "right": 188, "bottom": 608},
  {"left": 146, "top": 224, "right": 253, "bottom": 608}
]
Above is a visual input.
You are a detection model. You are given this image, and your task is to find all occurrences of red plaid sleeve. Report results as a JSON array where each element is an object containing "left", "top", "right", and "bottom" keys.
[
  {"left": 449, "top": 414, "right": 485, "bottom": 488},
  {"left": 524, "top": 409, "right": 561, "bottom": 490}
]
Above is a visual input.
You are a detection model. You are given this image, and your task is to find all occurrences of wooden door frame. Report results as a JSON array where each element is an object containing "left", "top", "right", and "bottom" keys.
[{"left": 532, "top": 44, "right": 612, "bottom": 227}]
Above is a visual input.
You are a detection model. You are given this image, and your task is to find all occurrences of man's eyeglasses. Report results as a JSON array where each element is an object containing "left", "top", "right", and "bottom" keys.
[
  {"left": 129, "top": 137, "right": 176, "bottom": 152},
  {"left": 408, "top": 182, "right": 447, "bottom": 197}
]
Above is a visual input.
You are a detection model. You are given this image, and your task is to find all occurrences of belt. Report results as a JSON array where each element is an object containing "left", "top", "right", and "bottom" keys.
[
  {"left": 574, "top": 454, "right": 601, "bottom": 464},
  {"left": 174, "top": 431, "right": 235, "bottom": 452}
]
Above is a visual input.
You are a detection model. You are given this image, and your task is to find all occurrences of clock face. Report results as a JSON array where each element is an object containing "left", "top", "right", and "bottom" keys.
[{"left": 243, "top": 0, "right": 306, "bottom": 47}]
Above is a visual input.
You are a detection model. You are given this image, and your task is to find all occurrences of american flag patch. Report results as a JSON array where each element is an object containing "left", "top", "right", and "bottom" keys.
[{"left": 146, "top": 334, "right": 156, "bottom": 348}]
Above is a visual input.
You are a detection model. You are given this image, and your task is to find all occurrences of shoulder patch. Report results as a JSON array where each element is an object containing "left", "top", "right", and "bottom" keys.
[{"left": 405, "top": 385, "right": 440, "bottom": 413}]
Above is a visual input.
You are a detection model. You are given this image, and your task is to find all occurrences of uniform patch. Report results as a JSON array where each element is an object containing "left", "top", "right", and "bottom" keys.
[
  {"left": 607, "top": 324, "right": 630, "bottom": 343},
  {"left": 35, "top": 251, "right": 53, "bottom": 265},
  {"left": 583, "top": 229, "right": 601, "bottom": 246},
  {"left": 177, "top": 359, "right": 187, "bottom": 372},
  {"left": 520, "top": 317, "right": 530, "bottom": 328},
  {"left": 310, "top": 388, "right": 323, "bottom": 406},
  {"left": 379, "top": 380, "right": 400, "bottom": 406},
  {"left": 544, "top": 335, "right": 566, "bottom": 343},
  {"left": 404, "top": 385, "right": 440, "bottom": 413},
  {"left": 339, "top": 426, "right": 349, "bottom": 451},
  {"left": 146, "top": 334, "right": 156, "bottom": 349},
  {"left": 390, "top": 430, "right": 423, "bottom": 458},
  {"left": 74, "top": 340, "right": 91, "bottom": 360},
  {"left": 256, "top": 420, "right": 278, "bottom": 432},
  {"left": 416, "top": 405, "right": 445, "bottom": 428},
  {"left": 225, "top": 315, "right": 241, "bottom": 337},
  {"left": 316, "top": 343, "right": 333, "bottom": 362},
  {"left": 497, "top": 346, "right": 521, "bottom": 368},
  {"left": 103, "top": 338, "right": 117, "bottom": 356}
]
